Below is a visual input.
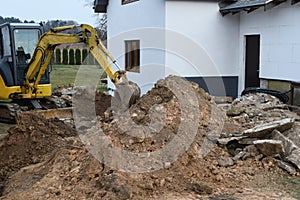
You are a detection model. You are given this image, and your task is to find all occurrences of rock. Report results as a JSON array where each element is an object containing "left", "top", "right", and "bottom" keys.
[
  {"left": 217, "top": 156, "right": 234, "bottom": 167},
  {"left": 213, "top": 96, "right": 233, "bottom": 104},
  {"left": 242, "top": 118, "right": 295, "bottom": 138},
  {"left": 226, "top": 106, "right": 245, "bottom": 117},
  {"left": 276, "top": 160, "right": 297, "bottom": 175},
  {"left": 232, "top": 151, "right": 246, "bottom": 162},
  {"left": 253, "top": 139, "right": 285, "bottom": 157},
  {"left": 271, "top": 129, "right": 299, "bottom": 156},
  {"left": 243, "top": 145, "right": 260, "bottom": 158},
  {"left": 286, "top": 149, "right": 300, "bottom": 170}
]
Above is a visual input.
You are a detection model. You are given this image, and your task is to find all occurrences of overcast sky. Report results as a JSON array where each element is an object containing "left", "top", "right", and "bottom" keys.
[{"left": 0, "top": 0, "right": 99, "bottom": 26}]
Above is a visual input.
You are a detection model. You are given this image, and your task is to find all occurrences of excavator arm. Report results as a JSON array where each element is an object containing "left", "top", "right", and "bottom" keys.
[{"left": 22, "top": 24, "right": 129, "bottom": 98}]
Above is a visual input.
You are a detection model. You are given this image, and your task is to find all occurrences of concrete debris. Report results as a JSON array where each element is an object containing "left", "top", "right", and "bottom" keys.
[
  {"left": 217, "top": 156, "right": 234, "bottom": 167},
  {"left": 286, "top": 149, "right": 300, "bottom": 170},
  {"left": 217, "top": 92, "right": 300, "bottom": 175},
  {"left": 213, "top": 96, "right": 233, "bottom": 104},
  {"left": 226, "top": 106, "right": 245, "bottom": 117},
  {"left": 253, "top": 139, "right": 285, "bottom": 158},
  {"left": 242, "top": 118, "right": 295, "bottom": 138},
  {"left": 271, "top": 130, "right": 298, "bottom": 156},
  {"left": 276, "top": 160, "right": 297, "bottom": 175},
  {"left": 217, "top": 136, "right": 246, "bottom": 146}
]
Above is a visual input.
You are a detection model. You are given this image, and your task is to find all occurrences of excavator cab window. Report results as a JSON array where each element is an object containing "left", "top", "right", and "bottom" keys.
[
  {"left": 11, "top": 27, "right": 50, "bottom": 85},
  {"left": 1, "top": 26, "right": 12, "bottom": 58},
  {"left": 13, "top": 29, "right": 40, "bottom": 63}
]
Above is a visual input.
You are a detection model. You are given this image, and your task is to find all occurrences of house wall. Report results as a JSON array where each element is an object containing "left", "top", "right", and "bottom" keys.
[
  {"left": 165, "top": 0, "right": 240, "bottom": 97},
  {"left": 106, "top": 0, "right": 166, "bottom": 94},
  {"left": 239, "top": 1, "right": 300, "bottom": 94}
]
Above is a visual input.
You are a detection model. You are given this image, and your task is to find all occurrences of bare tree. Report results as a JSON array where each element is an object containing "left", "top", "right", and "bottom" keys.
[
  {"left": 85, "top": 0, "right": 107, "bottom": 41},
  {"left": 96, "top": 14, "right": 107, "bottom": 41}
]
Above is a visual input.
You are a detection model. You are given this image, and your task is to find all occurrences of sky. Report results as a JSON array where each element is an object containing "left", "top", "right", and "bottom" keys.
[{"left": 0, "top": 0, "right": 100, "bottom": 26}]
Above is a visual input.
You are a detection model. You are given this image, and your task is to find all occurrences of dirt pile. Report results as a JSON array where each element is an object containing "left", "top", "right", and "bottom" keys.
[
  {"left": 0, "top": 112, "right": 77, "bottom": 196},
  {"left": 0, "top": 76, "right": 299, "bottom": 199}
]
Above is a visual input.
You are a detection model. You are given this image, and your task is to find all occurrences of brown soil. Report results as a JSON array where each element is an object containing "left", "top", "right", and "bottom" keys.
[{"left": 0, "top": 76, "right": 298, "bottom": 200}]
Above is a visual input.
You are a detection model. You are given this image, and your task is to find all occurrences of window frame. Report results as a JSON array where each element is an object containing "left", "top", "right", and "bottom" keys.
[{"left": 125, "top": 40, "right": 140, "bottom": 73}]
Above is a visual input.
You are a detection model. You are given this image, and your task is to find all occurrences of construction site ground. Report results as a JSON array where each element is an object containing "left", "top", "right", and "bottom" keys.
[{"left": 0, "top": 76, "right": 300, "bottom": 200}]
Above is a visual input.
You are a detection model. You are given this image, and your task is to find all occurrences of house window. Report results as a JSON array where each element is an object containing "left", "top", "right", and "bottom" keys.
[
  {"left": 125, "top": 40, "right": 140, "bottom": 73},
  {"left": 122, "top": 0, "right": 139, "bottom": 5}
]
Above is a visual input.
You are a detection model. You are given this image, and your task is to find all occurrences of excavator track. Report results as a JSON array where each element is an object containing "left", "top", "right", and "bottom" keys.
[
  {"left": 0, "top": 103, "right": 20, "bottom": 123},
  {"left": 0, "top": 99, "right": 73, "bottom": 124}
]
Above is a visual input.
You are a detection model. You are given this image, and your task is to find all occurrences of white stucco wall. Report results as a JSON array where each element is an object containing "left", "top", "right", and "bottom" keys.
[
  {"left": 239, "top": 1, "right": 300, "bottom": 92},
  {"left": 107, "top": 0, "right": 166, "bottom": 94},
  {"left": 165, "top": 1, "right": 240, "bottom": 78}
]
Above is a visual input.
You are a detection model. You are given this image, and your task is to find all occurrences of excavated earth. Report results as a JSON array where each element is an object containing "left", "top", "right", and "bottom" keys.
[{"left": 0, "top": 75, "right": 299, "bottom": 200}]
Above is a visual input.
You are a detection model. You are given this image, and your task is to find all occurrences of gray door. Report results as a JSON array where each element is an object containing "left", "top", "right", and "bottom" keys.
[{"left": 245, "top": 35, "right": 260, "bottom": 88}]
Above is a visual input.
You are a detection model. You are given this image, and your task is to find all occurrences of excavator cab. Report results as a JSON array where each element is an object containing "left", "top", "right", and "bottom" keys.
[{"left": 0, "top": 23, "right": 50, "bottom": 88}]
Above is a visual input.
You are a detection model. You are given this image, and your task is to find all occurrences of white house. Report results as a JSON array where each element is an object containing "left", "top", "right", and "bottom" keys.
[{"left": 94, "top": 0, "right": 300, "bottom": 104}]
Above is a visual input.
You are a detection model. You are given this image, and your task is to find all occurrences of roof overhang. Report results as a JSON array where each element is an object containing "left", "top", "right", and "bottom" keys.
[{"left": 219, "top": 0, "right": 292, "bottom": 15}]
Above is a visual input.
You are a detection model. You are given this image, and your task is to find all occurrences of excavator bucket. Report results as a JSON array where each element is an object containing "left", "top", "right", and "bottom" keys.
[{"left": 113, "top": 81, "right": 141, "bottom": 112}]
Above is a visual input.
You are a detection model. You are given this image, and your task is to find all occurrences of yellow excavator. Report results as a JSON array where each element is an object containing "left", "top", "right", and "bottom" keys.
[{"left": 0, "top": 23, "right": 140, "bottom": 123}]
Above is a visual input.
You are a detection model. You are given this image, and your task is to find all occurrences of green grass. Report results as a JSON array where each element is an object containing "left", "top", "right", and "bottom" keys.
[
  {"left": 276, "top": 176, "right": 300, "bottom": 199},
  {"left": 50, "top": 65, "right": 108, "bottom": 91}
]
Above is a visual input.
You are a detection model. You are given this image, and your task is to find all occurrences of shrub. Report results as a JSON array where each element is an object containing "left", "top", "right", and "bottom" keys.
[
  {"left": 75, "top": 49, "right": 81, "bottom": 65},
  {"left": 55, "top": 48, "right": 61, "bottom": 64},
  {"left": 62, "top": 48, "right": 68, "bottom": 65},
  {"left": 69, "top": 49, "right": 75, "bottom": 65}
]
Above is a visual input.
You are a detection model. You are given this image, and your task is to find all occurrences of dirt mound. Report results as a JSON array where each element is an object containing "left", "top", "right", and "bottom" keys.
[
  {"left": 0, "top": 76, "right": 298, "bottom": 199},
  {"left": 0, "top": 112, "right": 76, "bottom": 195}
]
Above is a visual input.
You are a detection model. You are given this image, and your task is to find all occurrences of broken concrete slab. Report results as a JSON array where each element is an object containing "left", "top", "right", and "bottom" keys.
[
  {"left": 279, "top": 122, "right": 300, "bottom": 148},
  {"left": 286, "top": 149, "right": 300, "bottom": 170},
  {"left": 253, "top": 139, "right": 285, "bottom": 158},
  {"left": 242, "top": 118, "right": 295, "bottom": 138},
  {"left": 271, "top": 130, "right": 299, "bottom": 156},
  {"left": 217, "top": 136, "right": 247, "bottom": 146},
  {"left": 276, "top": 160, "right": 297, "bottom": 175}
]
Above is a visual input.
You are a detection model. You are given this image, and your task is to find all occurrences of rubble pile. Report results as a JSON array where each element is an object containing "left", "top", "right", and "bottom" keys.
[
  {"left": 218, "top": 92, "right": 300, "bottom": 175},
  {"left": 0, "top": 76, "right": 299, "bottom": 199}
]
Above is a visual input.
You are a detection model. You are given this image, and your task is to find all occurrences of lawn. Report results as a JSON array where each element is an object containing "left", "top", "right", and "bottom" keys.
[{"left": 50, "top": 65, "right": 108, "bottom": 91}]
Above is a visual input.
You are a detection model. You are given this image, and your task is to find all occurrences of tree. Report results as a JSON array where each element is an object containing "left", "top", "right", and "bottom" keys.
[
  {"left": 24, "top": 20, "right": 35, "bottom": 23},
  {"left": 0, "top": 16, "right": 22, "bottom": 24},
  {"left": 82, "top": 49, "right": 88, "bottom": 64},
  {"left": 55, "top": 49, "right": 61, "bottom": 64},
  {"left": 96, "top": 14, "right": 107, "bottom": 41},
  {"left": 69, "top": 49, "right": 75, "bottom": 65},
  {"left": 62, "top": 48, "right": 68, "bottom": 65},
  {"left": 75, "top": 49, "right": 82, "bottom": 65}
]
